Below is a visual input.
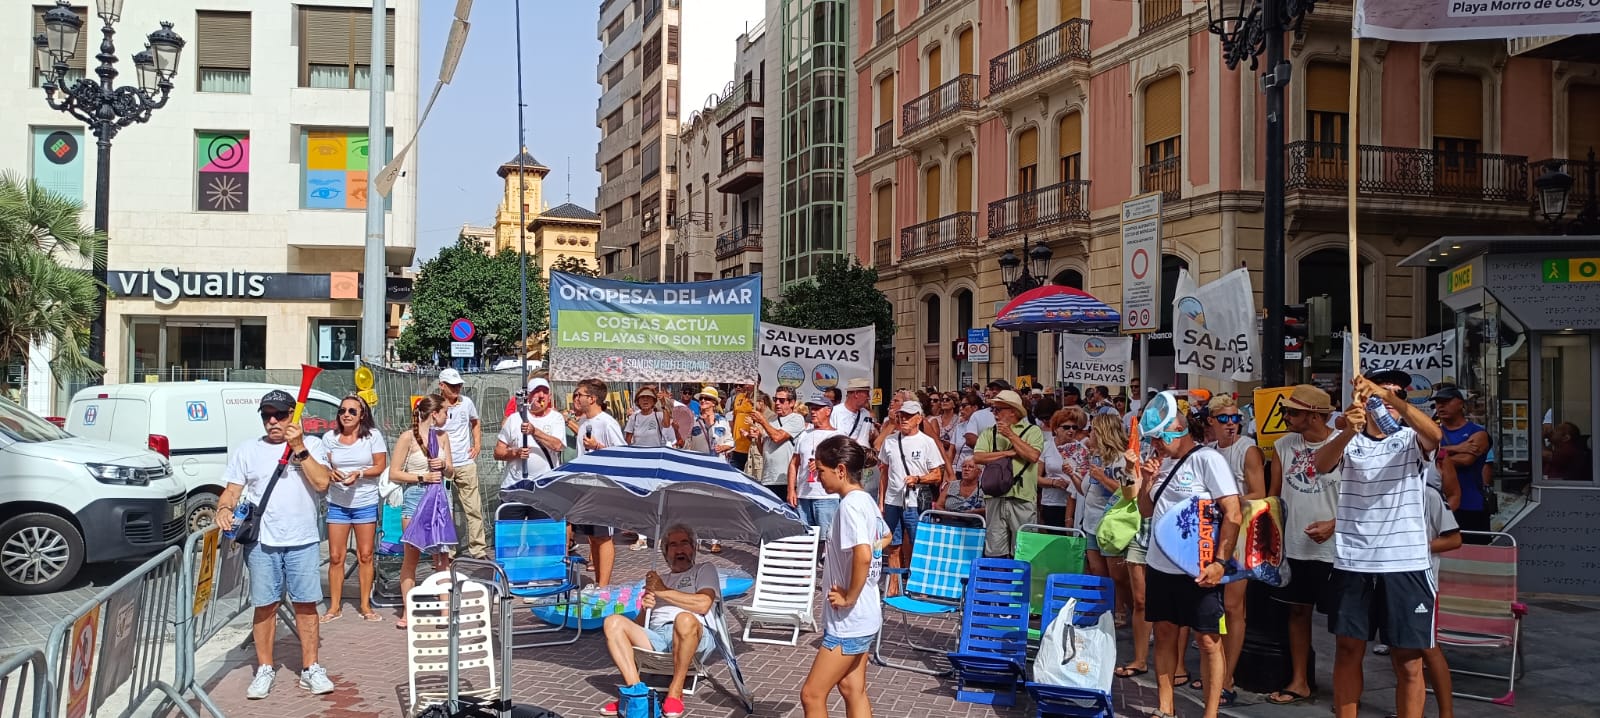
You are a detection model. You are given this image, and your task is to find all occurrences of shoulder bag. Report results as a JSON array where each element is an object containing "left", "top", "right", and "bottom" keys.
[
  {"left": 979, "top": 425, "right": 1039, "bottom": 498},
  {"left": 230, "top": 451, "right": 292, "bottom": 546}
]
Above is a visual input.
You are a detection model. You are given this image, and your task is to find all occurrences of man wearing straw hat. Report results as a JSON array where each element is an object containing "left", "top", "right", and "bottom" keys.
[{"left": 970, "top": 389, "right": 1045, "bottom": 558}]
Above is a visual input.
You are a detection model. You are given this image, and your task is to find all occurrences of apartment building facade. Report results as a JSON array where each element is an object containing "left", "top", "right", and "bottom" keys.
[
  {"left": 678, "top": 21, "right": 767, "bottom": 281},
  {"left": 5, "top": 1, "right": 419, "bottom": 411},
  {"left": 855, "top": 0, "right": 1600, "bottom": 392},
  {"left": 594, "top": 0, "right": 681, "bottom": 282}
]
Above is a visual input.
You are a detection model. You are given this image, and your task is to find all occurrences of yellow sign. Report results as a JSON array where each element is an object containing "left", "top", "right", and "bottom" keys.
[
  {"left": 1253, "top": 387, "right": 1295, "bottom": 462},
  {"left": 1016, "top": 375, "right": 1035, "bottom": 391},
  {"left": 1543, "top": 257, "right": 1600, "bottom": 283},
  {"left": 1448, "top": 264, "right": 1473, "bottom": 293},
  {"left": 871, "top": 388, "right": 883, "bottom": 406},
  {"left": 192, "top": 529, "right": 220, "bottom": 617}
]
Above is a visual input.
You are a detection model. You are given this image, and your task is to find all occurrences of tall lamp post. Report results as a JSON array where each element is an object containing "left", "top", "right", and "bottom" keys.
[
  {"left": 36, "top": 0, "right": 184, "bottom": 367},
  {"left": 1204, "top": 0, "right": 1317, "bottom": 387},
  {"left": 1534, "top": 150, "right": 1600, "bottom": 235},
  {"left": 998, "top": 236, "right": 1054, "bottom": 383}
]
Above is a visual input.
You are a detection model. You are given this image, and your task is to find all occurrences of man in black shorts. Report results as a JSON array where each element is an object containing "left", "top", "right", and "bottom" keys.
[
  {"left": 1313, "top": 372, "right": 1444, "bottom": 718},
  {"left": 1266, "top": 385, "right": 1339, "bottom": 706},
  {"left": 1138, "top": 392, "right": 1242, "bottom": 718}
]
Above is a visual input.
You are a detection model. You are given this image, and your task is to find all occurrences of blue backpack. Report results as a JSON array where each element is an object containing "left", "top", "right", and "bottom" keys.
[{"left": 618, "top": 682, "right": 658, "bottom": 718}]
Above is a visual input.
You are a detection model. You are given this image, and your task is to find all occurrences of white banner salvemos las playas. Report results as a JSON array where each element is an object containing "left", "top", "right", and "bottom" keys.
[
  {"left": 1173, "top": 267, "right": 1260, "bottom": 382},
  {"left": 758, "top": 323, "right": 875, "bottom": 398},
  {"left": 1058, "top": 333, "right": 1134, "bottom": 385},
  {"left": 1339, "top": 330, "right": 1459, "bottom": 407}
]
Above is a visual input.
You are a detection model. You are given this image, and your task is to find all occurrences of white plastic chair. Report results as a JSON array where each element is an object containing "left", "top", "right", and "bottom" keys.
[
  {"left": 733, "top": 528, "right": 820, "bottom": 646},
  {"left": 406, "top": 572, "right": 498, "bottom": 715}
]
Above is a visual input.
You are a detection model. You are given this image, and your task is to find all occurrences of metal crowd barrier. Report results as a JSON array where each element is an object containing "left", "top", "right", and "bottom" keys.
[
  {"left": 175, "top": 525, "right": 252, "bottom": 717},
  {"left": 42, "top": 545, "right": 194, "bottom": 718},
  {"left": 0, "top": 649, "right": 47, "bottom": 718}
]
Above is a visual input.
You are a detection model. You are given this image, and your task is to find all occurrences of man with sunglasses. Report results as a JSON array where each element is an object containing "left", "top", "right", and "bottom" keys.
[
  {"left": 751, "top": 387, "right": 806, "bottom": 500},
  {"left": 215, "top": 390, "right": 335, "bottom": 699},
  {"left": 496, "top": 378, "right": 567, "bottom": 490},
  {"left": 573, "top": 377, "right": 626, "bottom": 585}
]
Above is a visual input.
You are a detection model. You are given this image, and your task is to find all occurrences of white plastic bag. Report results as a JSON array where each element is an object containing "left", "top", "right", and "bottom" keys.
[
  {"left": 1032, "top": 597, "right": 1115, "bottom": 694},
  {"left": 377, "top": 467, "right": 404, "bottom": 508}
]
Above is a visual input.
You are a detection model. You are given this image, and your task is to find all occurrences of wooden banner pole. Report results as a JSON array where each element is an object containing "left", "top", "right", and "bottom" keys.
[{"left": 1347, "top": 38, "right": 1363, "bottom": 380}]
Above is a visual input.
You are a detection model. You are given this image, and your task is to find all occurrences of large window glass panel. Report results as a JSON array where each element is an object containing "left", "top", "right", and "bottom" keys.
[
  {"left": 129, "top": 320, "right": 160, "bottom": 381},
  {"left": 1542, "top": 333, "right": 1594, "bottom": 483}
]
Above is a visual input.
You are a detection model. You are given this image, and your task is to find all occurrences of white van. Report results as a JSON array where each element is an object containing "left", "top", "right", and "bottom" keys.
[
  {"left": 0, "top": 397, "right": 186, "bottom": 594},
  {"left": 67, "top": 382, "right": 345, "bottom": 531}
]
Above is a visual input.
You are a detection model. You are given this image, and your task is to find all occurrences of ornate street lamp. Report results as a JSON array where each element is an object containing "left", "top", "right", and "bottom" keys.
[
  {"left": 1000, "top": 236, "right": 1054, "bottom": 298},
  {"left": 1534, "top": 150, "right": 1600, "bottom": 234},
  {"left": 37, "top": 0, "right": 184, "bottom": 366}
]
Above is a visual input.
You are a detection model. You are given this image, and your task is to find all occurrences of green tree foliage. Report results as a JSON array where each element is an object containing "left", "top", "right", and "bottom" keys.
[
  {"left": 0, "top": 172, "right": 107, "bottom": 378},
  {"left": 395, "top": 236, "right": 547, "bottom": 362},
  {"left": 765, "top": 256, "right": 895, "bottom": 349},
  {"left": 549, "top": 253, "right": 599, "bottom": 277}
]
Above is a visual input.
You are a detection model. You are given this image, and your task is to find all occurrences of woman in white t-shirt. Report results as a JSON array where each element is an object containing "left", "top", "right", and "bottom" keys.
[
  {"left": 1040, "top": 407, "right": 1089, "bottom": 529},
  {"left": 623, "top": 387, "right": 674, "bottom": 448},
  {"left": 320, "top": 394, "right": 388, "bottom": 623}
]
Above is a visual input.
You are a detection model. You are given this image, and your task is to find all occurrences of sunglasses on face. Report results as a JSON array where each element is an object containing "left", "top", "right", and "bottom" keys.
[
  {"left": 339, "top": 406, "right": 362, "bottom": 416},
  {"left": 1214, "top": 414, "right": 1244, "bottom": 424},
  {"left": 261, "top": 410, "right": 290, "bottom": 423},
  {"left": 1057, "top": 424, "right": 1081, "bottom": 432}
]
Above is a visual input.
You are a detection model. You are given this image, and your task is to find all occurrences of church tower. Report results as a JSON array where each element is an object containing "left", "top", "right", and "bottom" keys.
[{"left": 494, "top": 148, "right": 550, "bottom": 252}]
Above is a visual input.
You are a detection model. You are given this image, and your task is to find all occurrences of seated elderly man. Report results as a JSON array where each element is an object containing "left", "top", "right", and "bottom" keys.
[{"left": 600, "top": 524, "right": 720, "bottom": 718}]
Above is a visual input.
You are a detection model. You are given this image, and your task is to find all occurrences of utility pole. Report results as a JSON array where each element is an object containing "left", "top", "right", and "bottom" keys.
[{"left": 361, "top": 0, "right": 388, "bottom": 364}]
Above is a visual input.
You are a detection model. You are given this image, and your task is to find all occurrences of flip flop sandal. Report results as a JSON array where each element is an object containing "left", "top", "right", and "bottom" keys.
[
  {"left": 360, "top": 611, "right": 384, "bottom": 622},
  {"left": 1219, "top": 688, "right": 1238, "bottom": 707},
  {"left": 1266, "top": 690, "right": 1311, "bottom": 705},
  {"left": 395, "top": 618, "right": 408, "bottom": 629},
  {"left": 1114, "top": 665, "right": 1149, "bottom": 678},
  {"left": 1170, "top": 674, "right": 1191, "bottom": 688},
  {"left": 1189, "top": 677, "right": 1205, "bottom": 690},
  {"left": 319, "top": 612, "right": 343, "bottom": 624}
]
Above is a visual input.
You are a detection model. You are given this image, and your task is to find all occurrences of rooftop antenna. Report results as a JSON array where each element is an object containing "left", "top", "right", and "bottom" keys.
[{"left": 566, "top": 156, "right": 572, "bottom": 203}]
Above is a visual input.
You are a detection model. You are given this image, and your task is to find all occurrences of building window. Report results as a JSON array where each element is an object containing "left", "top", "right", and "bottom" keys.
[
  {"left": 32, "top": 5, "right": 88, "bottom": 88},
  {"left": 1058, "top": 111, "right": 1081, "bottom": 181},
  {"left": 722, "top": 124, "right": 747, "bottom": 170},
  {"left": 957, "top": 27, "right": 974, "bottom": 75},
  {"left": 197, "top": 132, "right": 250, "bottom": 212},
  {"left": 955, "top": 153, "right": 973, "bottom": 211},
  {"left": 300, "top": 128, "right": 393, "bottom": 210},
  {"left": 668, "top": 26, "right": 680, "bottom": 64},
  {"left": 1017, "top": 0, "right": 1039, "bottom": 41},
  {"left": 128, "top": 317, "right": 268, "bottom": 382},
  {"left": 299, "top": 6, "right": 395, "bottom": 90},
  {"left": 1017, "top": 127, "right": 1039, "bottom": 192},
  {"left": 642, "top": 87, "right": 661, "bottom": 129},
  {"left": 667, "top": 80, "right": 679, "bottom": 118},
  {"left": 1142, "top": 74, "right": 1182, "bottom": 199},
  {"left": 641, "top": 138, "right": 661, "bottom": 180},
  {"left": 751, "top": 118, "right": 765, "bottom": 157},
  {"left": 644, "top": 34, "right": 662, "bottom": 73},
  {"left": 877, "top": 75, "right": 895, "bottom": 126},
  {"left": 1568, "top": 84, "right": 1600, "bottom": 159},
  {"left": 1304, "top": 62, "right": 1350, "bottom": 180},
  {"left": 1432, "top": 72, "right": 1483, "bottom": 188},
  {"left": 196, "top": 11, "right": 251, "bottom": 93},
  {"left": 924, "top": 164, "right": 942, "bottom": 220}
]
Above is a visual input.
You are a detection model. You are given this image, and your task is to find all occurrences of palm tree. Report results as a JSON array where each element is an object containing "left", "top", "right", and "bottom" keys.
[{"left": 0, "top": 172, "right": 107, "bottom": 379}]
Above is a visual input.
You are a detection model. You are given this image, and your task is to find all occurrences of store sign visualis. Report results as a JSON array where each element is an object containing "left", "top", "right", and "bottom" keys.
[{"left": 109, "top": 268, "right": 268, "bottom": 305}]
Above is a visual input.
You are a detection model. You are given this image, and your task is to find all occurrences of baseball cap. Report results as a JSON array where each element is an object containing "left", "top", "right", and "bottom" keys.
[
  {"left": 804, "top": 393, "right": 834, "bottom": 408},
  {"left": 1430, "top": 384, "right": 1467, "bottom": 402},
  {"left": 526, "top": 377, "right": 551, "bottom": 393},
  {"left": 438, "top": 368, "right": 464, "bottom": 385},
  {"left": 899, "top": 400, "right": 924, "bottom": 416},
  {"left": 259, "top": 389, "right": 295, "bottom": 414}
]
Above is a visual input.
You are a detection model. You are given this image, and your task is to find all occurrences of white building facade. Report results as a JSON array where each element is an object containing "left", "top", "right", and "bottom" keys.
[{"left": 3, "top": 1, "right": 419, "bottom": 412}]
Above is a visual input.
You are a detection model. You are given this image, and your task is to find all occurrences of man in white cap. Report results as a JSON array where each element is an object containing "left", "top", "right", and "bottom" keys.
[
  {"left": 790, "top": 393, "right": 842, "bottom": 538},
  {"left": 437, "top": 368, "right": 485, "bottom": 560},
  {"left": 495, "top": 377, "right": 567, "bottom": 491},
  {"left": 873, "top": 398, "right": 945, "bottom": 595}
]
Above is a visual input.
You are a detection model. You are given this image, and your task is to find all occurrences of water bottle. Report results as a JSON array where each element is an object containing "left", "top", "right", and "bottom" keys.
[
  {"left": 1366, "top": 395, "right": 1403, "bottom": 436},
  {"left": 220, "top": 502, "right": 251, "bottom": 540}
]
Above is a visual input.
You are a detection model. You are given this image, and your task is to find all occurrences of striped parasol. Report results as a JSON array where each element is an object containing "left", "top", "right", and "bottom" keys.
[{"left": 993, "top": 285, "right": 1122, "bottom": 332}]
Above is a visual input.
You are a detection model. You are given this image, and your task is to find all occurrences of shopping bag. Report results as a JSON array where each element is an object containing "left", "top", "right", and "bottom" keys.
[
  {"left": 1096, "top": 496, "right": 1141, "bottom": 553},
  {"left": 1033, "top": 598, "right": 1115, "bottom": 694}
]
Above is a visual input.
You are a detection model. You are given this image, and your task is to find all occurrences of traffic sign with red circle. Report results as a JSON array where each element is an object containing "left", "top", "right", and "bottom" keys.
[{"left": 450, "top": 318, "right": 476, "bottom": 342}]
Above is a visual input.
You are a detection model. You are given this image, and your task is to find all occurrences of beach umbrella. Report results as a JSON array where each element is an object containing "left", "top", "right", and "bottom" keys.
[{"left": 993, "top": 285, "right": 1122, "bottom": 332}]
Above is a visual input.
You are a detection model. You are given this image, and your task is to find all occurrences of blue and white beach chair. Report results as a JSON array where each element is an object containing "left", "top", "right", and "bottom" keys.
[
  {"left": 871, "top": 510, "right": 987, "bottom": 675},
  {"left": 492, "top": 502, "right": 587, "bottom": 648},
  {"left": 946, "top": 558, "right": 1032, "bottom": 706}
]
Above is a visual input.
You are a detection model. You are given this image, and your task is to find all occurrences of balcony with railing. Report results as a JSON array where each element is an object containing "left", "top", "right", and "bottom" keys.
[
  {"left": 988, "top": 179, "right": 1092, "bottom": 238},
  {"left": 900, "top": 211, "right": 980, "bottom": 267},
  {"left": 1140, "top": 156, "right": 1182, "bottom": 202},
  {"left": 714, "top": 79, "right": 760, "bottom": 124},
  {"left": 989, "top": 20, "right": 1091, "bottom": 98},
  {"left": 715, "top": 224, "right": 763, "bottom": 260},
  {"left": 877, "top": 11, "right": 896, "bottom": 46},
  {"left": 717, "top": 146, "right": 763, "bottom": 194},
  {"left": 1285, "top": 142, "right": 1531, "bottom": 206},
  {"left": 1141, "top": 0, "right": 1182, "bottom": 31},
  {"left": 901, "top": 74, "right": 980, "bottom": 142},
  {"left": 874, "top": 121, "right": 895, "bottom": 155}
]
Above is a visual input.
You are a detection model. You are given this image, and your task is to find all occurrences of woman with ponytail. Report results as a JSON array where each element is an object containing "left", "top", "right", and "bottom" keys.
[{"left": 389, "top": 394, "right": 454, "bottom": 628}]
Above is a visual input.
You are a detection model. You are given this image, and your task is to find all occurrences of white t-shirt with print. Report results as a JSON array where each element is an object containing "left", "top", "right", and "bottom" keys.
[
  {"left": 1146, "top": 447, "right": 1241, "bottom": 576},
  {"left": 761, "top": 413, "right": 808, "bottom": 487},
  {"left": 878, "top": 431, "right": 945, "bottom": 507},
  {"left": 835, "top": 406, "right": 874, "bottom": 448},
  {"left": 793, "top": 427, "right": 841, "bottom": 500},
  {"left": 684, "top": 415, "right": 732, "bottom": 455},
  {"left": 223, "top": 436, "right": 328, "bottom": 547},
  {"left": 576, "top": 412, "right": 626, "bottom": 457},
  {"left": 1039, "top": 440, "right": 1069, "bottom": 507},
  {"left": 320, "top": 430, "right": 387, "bottom": 508},
  {"left": 822, "top": 489, "right": 889, "bottom": 638},
  {"left": 624, "top": 410, "right": 675, "bottom": 448},
  {"left": 1275, "top": 432, "right": 1342, "bottom": 562},
  {"left": 498, "top": 410, "right": 568, "bottom": 488},
  {"left": 646, "top": 562, "right": 721, "bottom": 631},
  {"left": 1334, "top": 428, "right": 1432, "bottom": 574},
  {"left": 441, "top": 396, "right": 480, "bottom": 466}
]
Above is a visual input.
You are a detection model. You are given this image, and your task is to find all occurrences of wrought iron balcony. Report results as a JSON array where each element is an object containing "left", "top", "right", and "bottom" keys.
[
  {"left": 990, "top": 20, "right": 1091, "bottom": 95},
  {"left": 900, "top": 211, "right": 979, "bottom": 263},
  {"left": 874, "top": 121, "right": 895, "bottom": 154},
  {"left": 715, "top": 224, "right": 763, "bottom": 260},
  {"left": 1285, "top": 142, "right": 1530, "bottom": 203},
  {"left": 877, "top": 11, "right": 896, "bottom": 46},
  {"left": 713, "top": 79, "right": 760, "bottom": 124},
  {"left": 902, "top": 74, "right": 979, "bottom": 136},
  {"left": 988, "top": 179, "right": 1092, "bottom": 238},
  {"left": 717, "top": 148, "right": 763, "bottom": 194},
  {"left": 1140, "top": 156, "right": 1182, "bottom": 202},
  {"left": 1141, "top": 0, "right": 1182, "bottom": 32}
]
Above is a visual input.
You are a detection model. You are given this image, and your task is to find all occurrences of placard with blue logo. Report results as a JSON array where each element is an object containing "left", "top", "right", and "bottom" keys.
[{"left": 548, "top": 272, "right": 761, "bottom": 383}]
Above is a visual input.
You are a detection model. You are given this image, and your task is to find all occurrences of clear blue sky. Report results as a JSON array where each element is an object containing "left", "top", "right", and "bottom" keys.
[{"left": 414, "top": 1, "right": 603, "bottom": 263}]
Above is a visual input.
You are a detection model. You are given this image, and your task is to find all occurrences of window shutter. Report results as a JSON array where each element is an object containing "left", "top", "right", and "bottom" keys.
[
  {"left": 1018, "top": 127, "right": 1039, "bottom": 167},
  {"left": 1060, "top": 0, "right": 1082, "bottom": 21},
  {"left": 1143, "top": 74, "right": 1182, "bottom": 143},
  {"left": 876, "top": 184, "right": 894, "bottom": 240},
  {"left": 1018, "top": 0, "right": 1039, "bottom": 41},
  {"left": 881, "top": 0, "right": 894, "bottom": 14},
  {"left": 1058, "top": 111, "right": 1081, "bottom": 158},
  {"left": 301, "top": 7, "right": 353, "bottom": 66},
  {"left": 1432, "top": 73, "right": 1483, "bottom": 140},
  {"left": 198, "top": 11, "right": 252, "bottom": 70},
  {"left": 32, "top": 5, "right": 88, "bottom": 72},
  {"left": 1567, "top": 84, "right": 1600, "bottom": 160},
  {"left": 955, "top": 154, "right": 973, "bottom": 211},
  {"left": 927, "top": 45, "right": 942, "bottom": 88},
  {"left": 924, "top": 165, "right": 942, "bottom": 220},
  {"left": 957, "top": 28, "right": 973, "bottom": 75},
  {"left": 878, "top": 76, "right": 895, "bottom": 124},
  {"left": 353, "top": 10, "right": 398, "bottom": 65},
  {"left": 1306, "top": 63, "right": 1349, "bottom": 113}
]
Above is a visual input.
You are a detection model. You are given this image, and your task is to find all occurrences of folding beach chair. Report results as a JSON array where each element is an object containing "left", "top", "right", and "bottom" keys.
[
  {"left": 872, "top": 510, "right": 987, "bottom": 675},
  {"left": 1436, "top": 530, "right": 1527, "bottom": 706},
  {"left": 632, "top": 600, "right": 755, "bottom": 713},
  {"left": 1027, "top": 574, "right": 1116, "bottom": 718},
  {"left": 1014, "top": 525, "right": 1086, "bottom": 632},
  {"left": 369, "top": 500, "right": 407, "bottom": 608},
  {"left": 406, "top": 572, "right": 498, "bottom": 714},
  {"left": 946, "top": 558, "right": 1033, "bottom": 706},
  {"left": 733, "top": 528, "right": 820, "bottom": 646},
  {"left": 492, "top": 503, "right": 587, "bottom": 648}
]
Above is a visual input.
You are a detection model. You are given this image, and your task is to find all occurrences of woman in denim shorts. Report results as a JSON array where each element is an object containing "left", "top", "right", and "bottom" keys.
[
  {"left": 321, "top": 394, "right": 387, "bottom": 623},
  {"left": 389, "top": 395, "right": 453, "bottom": 629}
]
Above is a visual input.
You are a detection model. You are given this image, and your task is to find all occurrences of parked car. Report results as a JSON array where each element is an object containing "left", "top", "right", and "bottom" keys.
[
  {"left": 67, "top": 382, "right": 345, "bottom": 531},
  {"left": 0, "top": 396, "right": 186, "bottom": 594}
]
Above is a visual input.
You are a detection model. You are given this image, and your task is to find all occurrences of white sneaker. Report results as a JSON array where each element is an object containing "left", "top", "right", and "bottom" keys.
[
  {"left": 246, "top": 665, "right": 275, "bottom": 700},
  {"left": 299, "top": 663, "right": 335, "bottom": 695}
]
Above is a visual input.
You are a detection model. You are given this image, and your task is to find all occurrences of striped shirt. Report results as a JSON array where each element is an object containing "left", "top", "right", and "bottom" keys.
[{"left": 1334, "top": 427, "right": 1431, "bottom": 574}]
